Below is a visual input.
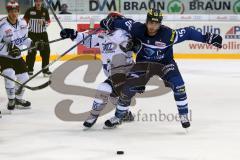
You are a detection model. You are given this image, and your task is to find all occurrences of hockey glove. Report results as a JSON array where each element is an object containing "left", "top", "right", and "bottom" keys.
[
  {"left": 119, "top": 39, "right": 134, "bottom": 52},
  {"left": 205, "top": 32, "right": 222, "bottom": 48},
  {"left": 7, "top": 43, "right": 21, "bottom": 58},
  {"left": 100, "top": 18, "right": 114, "bottom": 30},
  {"left": 60, "top": 28, "right": 78, "bottom": 40},
  {"left": 35, "top": 40, "right": 46, "bottom": 50}
]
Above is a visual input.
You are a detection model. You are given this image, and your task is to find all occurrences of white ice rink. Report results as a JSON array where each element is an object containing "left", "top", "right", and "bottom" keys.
[{"left": 0, "top": 60, "right": 240, "bottom": 160}]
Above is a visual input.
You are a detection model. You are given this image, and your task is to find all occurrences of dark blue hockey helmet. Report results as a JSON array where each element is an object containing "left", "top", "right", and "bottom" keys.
[{"left": 146, "top": 8, "right": 163, "bottom": 23}]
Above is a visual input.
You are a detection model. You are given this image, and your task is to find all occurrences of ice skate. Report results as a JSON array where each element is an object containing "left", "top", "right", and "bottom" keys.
[
  {"left": 43, "top": 70, "right": 52, "bottom": 77},
  {"left": 15, "top": 98, "right": 31, "bottom": 109},
  {"left": 7, "top": 99, "right": 16, "bottom": 110},
  {"left": 122, "top": 111, "right": 134, "bottom": 122},
  {"left": 83, "top": 114, "right": 99, "bottom": 128},
  {"left": 180, "top": 114, "right": 190, "bottom": 128},
  {"left": 103, "top": 116, "right": 121, "bottom": 129}
]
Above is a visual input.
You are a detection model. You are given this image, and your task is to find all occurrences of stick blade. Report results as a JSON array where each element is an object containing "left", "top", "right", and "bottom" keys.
[{"left": 29, "top": 80, "right": 51, "bottom": 90}]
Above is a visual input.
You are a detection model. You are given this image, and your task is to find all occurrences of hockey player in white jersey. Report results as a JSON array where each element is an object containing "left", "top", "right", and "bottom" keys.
[
  {"left": 0, "top": 1, "right": 42, "bottom": 110},
  {"left": 60, "top": 12, "right": 136, "bottom": 128}
]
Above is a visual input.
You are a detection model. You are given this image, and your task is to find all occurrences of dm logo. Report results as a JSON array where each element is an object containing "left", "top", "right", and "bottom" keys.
[
  {"left": 167, "top": 0, "right": 185, "bottom": 14},
  {"left": 233, "top": 0, "right": 240, "bottom": 14},
  {"left": 225, "top": 26, "right": 240, "bottom": 39}
]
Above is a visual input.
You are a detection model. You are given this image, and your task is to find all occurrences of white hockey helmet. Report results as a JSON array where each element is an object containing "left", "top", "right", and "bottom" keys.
[{"left": 6, "top": 0, "right": 20, "bottom": 12}]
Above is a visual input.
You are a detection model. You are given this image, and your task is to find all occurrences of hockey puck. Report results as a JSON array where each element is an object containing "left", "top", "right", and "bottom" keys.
[{"left": 116, "top": 151, "right": 124, "bottom": 155}]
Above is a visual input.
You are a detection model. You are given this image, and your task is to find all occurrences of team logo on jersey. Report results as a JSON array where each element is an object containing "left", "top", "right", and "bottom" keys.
[
  {"left": 12, "top": 37, "right": 27, "bottom": 46},
  {"left": 102, "top": 42, "right": 117, "bottom": 53},
  {"left": 43, "top": 12, "right": 46, "bottom": 16},
  {"left": 30, "top": 11, "right": 36, "bottom": 15},
  {"left": 5, "top": 29, "right": 11, "bottom": 34},
  {"left": 144, "top": 48, "right": 155, "bottom": 56},
  {"left": 155, "top": 41, "right": 166, "bottom": 47},
  {"left": 156, "top": 50, "right": 165, "bottom": 60}
]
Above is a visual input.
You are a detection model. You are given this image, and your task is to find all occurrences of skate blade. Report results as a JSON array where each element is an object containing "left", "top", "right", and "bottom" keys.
[
  {"left": 83, "top": 126, "right": 92, "bottom": 131},
  {"left": 103, "top": 124, "right": 117, "bottom": 129},
  {"left": 184, "top": 128, "right": 190, "bottom": 134},
  {"left": 82, "top": 123, "right": 93, "bottom": 130},
  {"left": 1, "top": 109, "right": 12, "bottom": 115},
  {"left": 16, "top": 105, "right": 31, "bottom": 110}
]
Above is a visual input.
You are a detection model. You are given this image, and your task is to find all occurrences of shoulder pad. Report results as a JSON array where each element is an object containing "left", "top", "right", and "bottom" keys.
[
  {"left": 0, "top": 17, "right": 7, "bottom": 22},
  {"left": 132, "top": 22, "right": 146, "bottom": 35},
  {"left": 160, "top": 25, "right": 173, "bottom": 32},
  {"left": 0, "top": 17, "right": 7, "bottom": 29},
  {"left": 133, "top": 22, "right": 145, "bottom": 29},
  {"left": 0, "top": 17, "right": 7, "bottom": 23},
  {"left": 159, "top": 25, "right": 175, "bottom": 43},
  {"left": 19, "top": 17, "right": 27, "bottom": 24}
]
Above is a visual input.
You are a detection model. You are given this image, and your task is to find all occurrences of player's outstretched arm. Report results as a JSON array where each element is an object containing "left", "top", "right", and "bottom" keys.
[
  {"left": 174, "top": 27, "right": 222, "bottom": 48},
  {"left": 60, "top": 28, "right": 99, "bottom": 48}
]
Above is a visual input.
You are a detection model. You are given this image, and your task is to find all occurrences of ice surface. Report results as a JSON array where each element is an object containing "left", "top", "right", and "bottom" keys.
[{"left": 0, "top": 60, "right": 240, "bottom": 160}]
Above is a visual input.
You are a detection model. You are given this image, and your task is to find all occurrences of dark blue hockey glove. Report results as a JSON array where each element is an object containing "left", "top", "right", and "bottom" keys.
[
  {"left": 60, "top": 28, "right": 78, "bottom": 40},
  {"left": 205, "top": 32, "right": 222, "bottom": 48}
]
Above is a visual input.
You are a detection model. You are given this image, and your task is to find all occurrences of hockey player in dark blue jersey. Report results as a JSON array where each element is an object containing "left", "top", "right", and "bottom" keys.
[{"left": 101, "top": 9, "right": 223, "bottom": 129}]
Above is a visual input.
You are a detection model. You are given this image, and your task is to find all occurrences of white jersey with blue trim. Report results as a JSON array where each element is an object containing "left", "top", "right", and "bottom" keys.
[
  {"left": 74, "top": 29, "right": 134, "bottom": 76},
  {"left": 0, "top": 17, "right": 32, "bottom": 59}
]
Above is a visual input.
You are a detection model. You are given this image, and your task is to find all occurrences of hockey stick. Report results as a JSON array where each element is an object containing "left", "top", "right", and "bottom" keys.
[
  {"left": 20, "top": 37, "right": 64, "bottom": 52},
  {"left": 0, "top": 72, "right": 51, "bottom": 91},
  {"left": 44, "top": 0, "right": 63, "bottom": 30},
  {"left": 16, "top": 27, "right": 102, "bottom": 94}
]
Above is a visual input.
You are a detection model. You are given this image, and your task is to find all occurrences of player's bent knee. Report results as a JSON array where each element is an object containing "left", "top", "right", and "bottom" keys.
[
  {"left": 16, "top": 72, "right": 29, "bottom": 83},
  {"left": 96, "top": 82, "right": 113, "bottom": 93},
  {"left": 94, "top": 82, "right": 113, "bottom": 104},
  {"left": 2, "top": 68, "right": 15, "bottom": 88},
  {"left": 2, "top": 68, "right": 15, "bottom": 77}
]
